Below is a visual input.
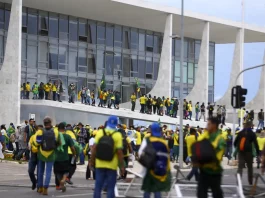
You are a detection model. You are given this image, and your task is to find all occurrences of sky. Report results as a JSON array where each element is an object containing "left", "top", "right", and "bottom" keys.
[{"left": 148, "top": 0, "right": 265, "bottom": 102}]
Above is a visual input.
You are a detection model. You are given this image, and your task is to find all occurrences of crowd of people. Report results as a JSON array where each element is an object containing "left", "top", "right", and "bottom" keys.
[{"left": 1, "top": 114, "right": 265, "bottom": 198}]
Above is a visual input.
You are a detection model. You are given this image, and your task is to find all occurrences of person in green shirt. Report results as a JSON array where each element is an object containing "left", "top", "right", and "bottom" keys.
[
  {"left": 54, "top": 123, "right": 76, "bottom": 192},
  {"left": 195, "top": 102, "right": 200, "bottom": 121}
]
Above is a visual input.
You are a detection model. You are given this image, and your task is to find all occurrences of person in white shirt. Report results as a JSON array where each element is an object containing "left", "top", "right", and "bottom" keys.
[
  {"left": 86, "top": 132, "right": 95, "bottom": 180},
  {"left": 86, "top": 89, "right": 91, "bottom": 105},
  {"left": 0, "top": 125, "right": 7, "bottom": 151}
]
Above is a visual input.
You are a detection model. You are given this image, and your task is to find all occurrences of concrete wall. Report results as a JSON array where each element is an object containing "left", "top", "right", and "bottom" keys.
[{"left": 0, "top": 0, "right": 22, "bottom": 125}]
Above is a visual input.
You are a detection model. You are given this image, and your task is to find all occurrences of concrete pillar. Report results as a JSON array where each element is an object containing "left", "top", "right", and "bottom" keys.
[
  {"left": 0, "top": 0, "right": 22, "bottom": 125},
  {"left": 246, "top": 50, "right": 265, "bottom": 111},
  {"left": 186, "top": 22, "right": 209, "bottom": 104},
  {"left": 216, "top": 28, "right": 243, "bottom": 108},
  {"left": 120, "top": 13, "right": 173, "bottom": 110}
]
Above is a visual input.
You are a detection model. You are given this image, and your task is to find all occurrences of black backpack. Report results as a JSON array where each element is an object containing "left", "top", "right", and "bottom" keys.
[
  {"left": 41, "top": 128, "right": 56, "bottom": 151},
  {"left": 139, "top": 139, "right": 157, "bottom": 169},
  {"left": 191, "top": 139, "right": 216, "bottom": 164},
  {"left": 96, "top": 129, "right": 116, "bottom": 161}
]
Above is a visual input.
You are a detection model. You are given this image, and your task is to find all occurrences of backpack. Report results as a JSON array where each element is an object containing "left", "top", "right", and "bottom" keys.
[
  {"left": 41, "top": 128, "right": 56, "bottom": 151},
  {"left": 153, "top": 151, "right": 169, "bottom": 176},
  {"left": 239, "top": 130, "right": 251, "bottom": 152},
  {"left": 191, "top": 139, "right": 217, "bottom": 164},
  {"left": 96, "top": 129, "right": 116, "bottom": 161},
  {"left": 139, "top": 140, "right": 157, "bottom": 169}
]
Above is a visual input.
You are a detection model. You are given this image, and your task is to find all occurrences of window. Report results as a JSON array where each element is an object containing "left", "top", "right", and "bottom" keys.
[
  {"left": 153, "top": 58, "right": 159, "bottom": 80},
  {"left": 0, "top": 4, "right": 4, "bottom": 29},
  {"left": 131, "top": 55, "right": 138, "bottom": 72},
  {"left": 4, "top": 7, "right": 10, "bottom": 30},
  {"left": 39, "top": 11, "right": 48, "bottom": 36},
  {"left": 195, "top": 40, "right": 201, "bottom": 62},
  {"left": 153, "top": 35, "right": 160, "bottom": 53},
  {"left": 175, "top": 39, "right": 181, "bottom": 57},
  {"left": 146, "top": 57, "right": 153, "bottom": 79},
  {"left": 97, "top": 23, "right": 105, "bottom": 45},
  {"left": 27, "top": 40, "right": 37, "bottom": 68},
  {"left": 182, "top": 62, "right": 187, "bottom": 83},
  {"left": 123, "top": 28, "right": 130, "bottom": 49},
  {"left": 184, "top": 39, "right": 188, "bottom": 59},
  {"left": 114, "top": 53, "right": 121, "bottom": 78},
  {"left": 131, "top": 29, "right": 138, "bottom": 50},
  {"left": 123, "top": 55, "right": 130, "bottom": 77},
  {"left": 22, "top": 7, "right": 27, "bottom": 32},
  {"left": 96, "top": 50, "right": 104, "bottom": 70},
  {"left": 174, "top": 61, "right": 180, "bottom": 81},
  {"left": 208, "top": 69, "right": 214, "bottom": 86},
  {"left": 106, "top": 25, "right": 114, "bottom": 47},
  {"left": 49, "top": 13, "right": 58, "bottom": 38},
  {"left": 59, "top": 45, "right": 68, "bottom": 70},
  {"left": 59, "top": 15, "right": 68, "bottom": 40},
  {"left": 69, "top": 47, "right": 77, "bottom": 72},
  {"left": 146, "top": 34, "right": 153, "bottom": 52},
  {"left": 38, "top": 41, "right": 48, "bottom": 62},
  {"left": 188, "top": 63, "right": 194, "bottom": 84},
  {"left": 139, "top": 32, "right": 145, "bottom": 51},
  {"left": 69, "top": 17, "right": 77, "bottom": 41},
  {"left": 78, "top": 48, "right": 87, "bottom": 72},
  {"left": 88, "top": 21, "right": 96, "bottom": 44},
  {"left": 138, "top": 57, "right": 145, "bottom": 79},
  {"left": 188, "top": 39, "right": 195, "bottom": 60},
  {"left": 105, "top": 54, "right": 113, "bottom": 75},
  {"left": 209, "top": 43, "right": 215, "bottom": 63},
  {"left": 88, "top": 52, "right": 96, "bottom": 74},
  {"left": 21, "top": 39, "right": 26, "bottom": 60},
  {"left": 49, "top": 44, "right": 58, "bottom": 70},
  {"left": 28, "top": 9, "right": 37, "bottom": 35},
  {"left": 114, "top": 25, "right": 122, "bottom": 48},
  {"left": 79, "top": 18, "right": 87, "bottom": 42}
]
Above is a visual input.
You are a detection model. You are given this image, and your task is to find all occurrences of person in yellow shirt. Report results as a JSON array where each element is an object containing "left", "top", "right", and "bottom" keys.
[
  {"left": 25, "top": 82, "right": 31, "bottom": 99},
  {"left": 185, "top": 128, "right": 199, "bottom": 181},
  {"left": 188, "top": 101, "right": 192, "bottom": 121},
  {"left": 238, "top": 108, "right": 246, "bottom": 127},
  {"left": 135, "top": 128, "right": 142, "bottom": 159},
  {"left": 90, "top": 116, "right": 125, "bottom": 198},
  {"left": 173, "top": 130, "right": 179, "bottom": 162},
  {"left": 257, "top": 131, "right": 265, "bottom": 168},
  {"left": 152, "top": 96, "right": 157, "bottom": 114},
  {"left": 52, "top": 82, "right": 57, "bottom": 101},
  {"left": 131, "top": 92, "right": 137, "bottom": 112},
  {"left": 44, "top": 82, "right": 51, "bottom": 100},
  {"left": 139, "top": 94, "right": 146, "bottom": 113},
  {"left": 103, "top": 90, "right": 108, "bottom": 107},
  {"left": 28, "top": 133, "right": 38, "bottom": 190}
]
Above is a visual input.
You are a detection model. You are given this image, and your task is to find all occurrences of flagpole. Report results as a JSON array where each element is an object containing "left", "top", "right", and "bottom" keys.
[{"left": 240, "top": 0, "right": 245, "bottom": 128}]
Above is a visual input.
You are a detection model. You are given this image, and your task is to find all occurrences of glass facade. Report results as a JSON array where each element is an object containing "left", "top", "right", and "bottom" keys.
[{"left": 0, "top": 2, "right": 215, "bottom": 103}]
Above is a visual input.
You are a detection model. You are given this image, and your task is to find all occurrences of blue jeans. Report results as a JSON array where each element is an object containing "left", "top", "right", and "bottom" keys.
[
  {"left": 186, "top": 166, "right": 199, "bottom": 181},
  {"left": 225, "top": 145, "right": 233, "bottom": 160},
  {"left": 144, "top": 192, "right": 161, "bottom": 198},
  {"left": 79, "top": 143, "right": 86, "bottom": 164},
  {"left": 28, "top": 153, "right": 38, "bottom": 186},
  {"left": 196, "top": 112, "right": 199, "bottom": 120},
  {"left": 189, "top": 111, "right": 192, "bottom": 120},
  {"left": 86, "top": 96, "right": 91, "bottom": 105},
  {"left": 258, "top": 120, "right": 264, "bottom": 129},
  {"left": 94, "top": 168, "right": 117, "bottom": 198},
  {"left": 37, "top": 160, "right": 54, "bottom": 188},
  {"left": 170, "top": 149, "right": 173, "bottom": 160}
]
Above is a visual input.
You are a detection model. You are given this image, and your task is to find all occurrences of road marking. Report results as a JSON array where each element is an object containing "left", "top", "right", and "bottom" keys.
[
  {"left": 55, "top": 193, "right": 94, "bottom": 197},
  {"left": 0, "top": 190, "right": 8, "bottom": 192}
]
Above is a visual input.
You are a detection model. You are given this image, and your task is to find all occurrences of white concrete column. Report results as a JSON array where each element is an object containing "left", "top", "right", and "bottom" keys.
[
  {"left": 120, "top": 13, "right": 173, "bottom": 109},
  {"left": 0, "top": 0, "right": 22, "bottom": 125},
  {"left": 216, "top": 28, "right": 243, "bottom": 108},
  {"left": 246, "top": 50, "right": 265, "bottom": 111},
  {"left": 186, "top": 21, "right": 209, "bottom": 104}
]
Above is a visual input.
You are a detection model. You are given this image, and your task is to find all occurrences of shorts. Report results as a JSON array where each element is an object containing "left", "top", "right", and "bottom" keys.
[{"left": 54, "top": 160, "right": 69, "bottom": 174}]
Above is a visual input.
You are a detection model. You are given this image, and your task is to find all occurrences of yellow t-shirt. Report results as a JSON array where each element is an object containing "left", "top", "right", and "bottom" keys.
[
  {"left": 131, "top": 95, "right": 136, "bottom": 102},
  {"left": 52, "top": 85, "right": 57, "bottom": 91},
  {"left": 140, "top": 96, "right": 146, "bottom": 104},
  {"left": 95, "top": 128, "right": 122, "bottom": 170},
  {"left": 25, "top": 84, "right": 30, "bottom": 91},
  {"left": 66, "top": 130, "right": 76, "bottom": 154},
  {"left": 257, "top": 137, "right": 265, "bottom": 151},
  {"left": 185, "top": 135, "right": 196, "bottom": 157},
  {"left": 29, "top": 134, "right": 38, "bottom": 153},
  {"left": 173, "top": 133, "right": 179, "bottom": 146},
  {"left": 144, "top": 133, "right": 151, "bottom": 139},
  {"left": 188, "top": 104, "right": 192, "bottom": 111},
  {"left": 135, "top": 131, "right": 142, "bottom": 145},
  {"left": 221, "top": 131, "right": 228, "bottom": 141},
  {"left": 103, "top": 92, "right": 108, "bottom": 100}
]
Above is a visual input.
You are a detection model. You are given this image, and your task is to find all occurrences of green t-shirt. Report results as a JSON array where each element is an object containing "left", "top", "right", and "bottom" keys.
[{"left": 55, "top": 133, "right": 74, "bottom": 162}]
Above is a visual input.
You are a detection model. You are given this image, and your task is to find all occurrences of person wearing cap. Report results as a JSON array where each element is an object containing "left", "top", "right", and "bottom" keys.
[
  {"left": 34, "top": 117, "right": 60, "bottom": 195},
  {"left": 139, "top": 122, "right": 171, "bottom": 198},
  {"left": 54, "top": 123, "right": 76, "bottom": 192},
  {"left": 75, "top": 122, "right": 87, "bottom": 165},
  {"left": 257, "top": 131, "right": 265, "bottom": 169},
  {"left": 90, "top": 116, "right": 125, "bottom": 198}
]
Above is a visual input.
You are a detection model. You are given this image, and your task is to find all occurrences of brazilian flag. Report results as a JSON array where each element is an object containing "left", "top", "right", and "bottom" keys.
[
  {"left": 100, "top": 73, "right": 106, "bottom": 90},
  {"left": 134, "top": 77, "right": 140, "bottom": 92}
]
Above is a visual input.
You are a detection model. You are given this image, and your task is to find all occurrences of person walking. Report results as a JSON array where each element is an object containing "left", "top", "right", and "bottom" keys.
[
  {"left": 140, "top": 94, "right": 146, "bottom": 113},
  {"left": 257, "top": 109, "right": 264, "bottom": 129},
  {"left": 52, "top": 82, "right": 57, "bottom": 101},
  {"left": 90, "top": 116, "right": 125, "bottom": 198},
  {"left": 234, "top": 121, "right": 259, "bottom": 185},
  {"left": 131, "top": 92, "right": 136, "bottom": 111},
  {"left": 225, "top": 128, "right": 233, "bottom": 163},
  {"left": 81, "top": 86, "right": 87, "bottom": 104},
  {"left": 139, "top": 122, "right": 171, "bottom": 198},
  {"left": 199, "top": 102, "right": 206, "bottom": 121},
  {"left": 217, "top": 105, "right": 222, "bottom": 124},
  {"left": 152, "top": 96, "right": 157, "bottom": 114},
  {"left": 86, "top": 88, "right": 91, "bottom": 105},
  {"left": 68, "top": 83, "right": 76, "bottom": 103},
  {"left": 25, "top": 82, "right": 31, "bottom": 99},
  {"left": 221, "top": 105, "right": 226, "bottom": 125},
  {"left": 195, "top": 102, "right": 200, "bottom": 121},
  {"left": 34, "top": 117, "right": 60, "bottom": 195},
  {"left": 188, "top": 101, "right": 192, "bottom": 120},
  {"left": 196, "top": 117, "right": 225, "bottom": 198},
  {"left": 173, "top": 98, "right": 179, "bottom": 118},
  {"left": 256, "top": 131, "right": 265, "bottom": 169},
  {"left": 76, "top": 122, "right": 87, "bottom": 165},
  {"left": 32, "top": 82, "right": 39, "bottom": 100},
  {"left": 38, "top": 82, "right": 45, "bottom": 100}
]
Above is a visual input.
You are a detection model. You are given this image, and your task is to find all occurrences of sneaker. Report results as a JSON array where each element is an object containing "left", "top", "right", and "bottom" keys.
[
  {"left": 65, "top": 178, "right": 73, "bottom": 185},
  {"left": 60, "top": 181, "right": 66, "bottom": 193},
  {"left": 56, "top": 186, "right": 61, "bottom": 190}
]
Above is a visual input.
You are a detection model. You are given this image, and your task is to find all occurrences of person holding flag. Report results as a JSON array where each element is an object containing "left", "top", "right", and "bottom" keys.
[{"left": 98, "top": 74, "right": 106, "bottom": 107}]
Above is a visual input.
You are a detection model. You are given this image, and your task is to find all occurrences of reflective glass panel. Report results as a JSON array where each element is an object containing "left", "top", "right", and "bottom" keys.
[
  {"left": 106, "top": 25, "right": 114, "bottom": 47},
  {"left": 139, "top": 33, "right": 145, "bottom": 51},
  {"left": 38, "top": 41, "right": 48, "bottom": 62},
  {"left": 106, "top": 54, "right": 113, "bottom": 75},
  {"left": 4, "top": 9, "right": 10, "bottom": 30},
  {"left": 209, "top": 44, "right": 215, "bottom": 63},
  {"left": 88, "top": 21, "right": 96, "bottom": 44},
  {"left": 59, "top": 15, "right": 68, "bottom": 40},
  {"left": 208, "top": 69, "right": 214, "bottom": 86},
  {"left": 59, "top": 45, "right": 68, "bottom": 64},
  {"left": 28, "top": 9, "right": 37, "bottom": 35},
  {"left": 131, "top": 55, "right": 138, "bottom": 72},
  {"left": 123, "top": 55, "right": 130, "bottom": 77},
  {"left": 146, "top": 57, "right": 152, "bottom": 73},
  {"left": 114, "top": 53, "right": 122, "bottom": 77},
  {"left": 39, "top": 11, "right": 48, "bottom": 36},
  {"left": 79, "top": 18, "right": 87, "bottom": 37},
  {"left": 69, "top": 47, "right": 77, "bottom": 72},
  {"left": 27, "top": 41, "right": 37, "bottom": 68},
  {"left": 49, "top": 13, "right": 58, "bottom": 38},
  {"left": 88, "top": 53, "right": 96, "bottom": 74},
  {"left": 146, "top": 34, "right": 153, "bottom": 52},
  {"left": 22, "top": 7, "right": 26, "bottom": 27},
  {"left": 175, "top": 39, "right": 181, "bottom": 57},
  {"left": 174, "top": 61, "right": 180, "bottom": 77},
  {"left": 114, "top": 26, "right": 122, "bottom": 48},
  {"left": 153, "top": 35, "right": 159, "bottom": 53},
  {"left": 183, "top": 62, "right": 187, "bottom": 83},
  {"left": 69, "top": 17, "right": 78, "bottom": 41},
  {"left": 78, "top": 48, "right": 87, "bottom": 72},
  {"left": 153, "top": 59, "right": 159, "bottom": 80},
  {"left": 131, "top": 29, "right": 138, "bottom": 50},
  {"left": 96, "top": 50, "right": 104, "bottom": 69},
  {"left": 138, "top": 57, "right": 145, "bottom": 79},
  {"left": 97, "top": 24, "right": 105, "bottom": 45},
  {"left": 123, "top": 29, "right": 130, "bottom": 49},
  {"left": 49, "top": 44, "right": 58, "bottom": 70},
  {"left": 21, "top": 39, "right": 26, "bottom": 60}
]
